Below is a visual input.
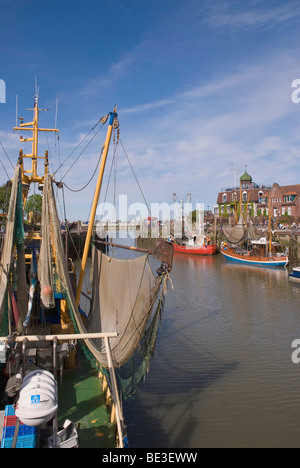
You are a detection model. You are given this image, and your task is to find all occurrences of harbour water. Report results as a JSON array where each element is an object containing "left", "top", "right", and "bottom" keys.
[{"left": 120, "top": 242, "right": 300, "bottom": 448}]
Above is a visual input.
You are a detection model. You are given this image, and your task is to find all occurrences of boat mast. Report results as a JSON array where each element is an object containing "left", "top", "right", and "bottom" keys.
[
  {"left": 14, "top": 94, "right": 59, "bottom": 204},
  {"left": 268, "top": 196, "right": 272, "bottom": 255},
  {"left": 75, "top": 107, "right": 118, "bottom": 307}
]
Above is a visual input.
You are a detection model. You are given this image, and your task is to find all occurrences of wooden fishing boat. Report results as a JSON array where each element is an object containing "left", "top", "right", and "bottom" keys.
[
  {"left": 221, "top": 195, "right": 288, "bottom": 267},
  {"left": 221, "top": 239, "right": 288, "bottom": 267},
  {"left": 0, "top": 92, "right": 173, "bottom": 448}
]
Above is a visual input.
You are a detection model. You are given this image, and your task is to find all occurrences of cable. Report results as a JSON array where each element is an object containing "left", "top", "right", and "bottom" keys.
[
  {"left": 62, "top": 147, "right": 104, "bottom": 192},
  {"left": 0, "top": 157, "right": 11, "bottom": 180},
  {"left": 53, "top": 118, "right": 103, "bottom": 177},
  {"left": 0, "top": 142, "right": 14, "bottom": 171},
  {"left": 119, "top": 137, "right": 151, "bottom": 215}
]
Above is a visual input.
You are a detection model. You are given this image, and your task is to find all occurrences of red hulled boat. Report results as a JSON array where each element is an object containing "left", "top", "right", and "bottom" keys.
[{"left": 173, "top": 242, "right": 217, "bottom": 255}]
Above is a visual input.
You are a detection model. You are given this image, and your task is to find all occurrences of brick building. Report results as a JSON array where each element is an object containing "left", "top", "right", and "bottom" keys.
[{"left": 217, "top": 169, "right": 300, "bottom": 221}]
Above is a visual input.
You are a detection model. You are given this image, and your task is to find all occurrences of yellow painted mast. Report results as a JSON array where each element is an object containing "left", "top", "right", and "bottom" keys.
[
  {"left": 239, "top": 178, "right": 243, "bottom": 222},
  {"left": 13, "top": 94, "right": 58, "bottom": 204},
  {"left": 75, "top": 107, "right": 118, "bottom": 307},
  {"left": 268, "top": 195, "right": 272, "bottom": 255}
]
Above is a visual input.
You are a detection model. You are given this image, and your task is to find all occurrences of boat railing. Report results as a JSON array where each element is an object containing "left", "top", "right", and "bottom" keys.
[{"left": 1, "top": 332, "right": 125, "bottom": 448}]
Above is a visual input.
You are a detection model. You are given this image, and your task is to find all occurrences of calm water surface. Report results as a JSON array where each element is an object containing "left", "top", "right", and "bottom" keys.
[{"left": 121, "top": 245, "right": 300, "bottom": 448}]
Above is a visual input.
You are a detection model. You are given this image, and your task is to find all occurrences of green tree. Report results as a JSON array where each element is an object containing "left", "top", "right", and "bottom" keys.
[
  {"left": 24, "top": 193, "right": 42, "bottom": 218},
  {"left": 0, "top": 182, "right": 11, "bottom": 216}
]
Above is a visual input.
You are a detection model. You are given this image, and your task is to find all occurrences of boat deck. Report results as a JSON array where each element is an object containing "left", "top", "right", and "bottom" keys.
[
  {"left": 58, "top": 352, "right": 116, "bottom": 448},
  {"left": 0, "top": 351, "right": 116, "bottom": 448}
]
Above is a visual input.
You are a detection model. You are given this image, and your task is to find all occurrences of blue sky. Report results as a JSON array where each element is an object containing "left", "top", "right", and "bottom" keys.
[{"left": 0, "top": 0, "right": 300, "bottom": 220}]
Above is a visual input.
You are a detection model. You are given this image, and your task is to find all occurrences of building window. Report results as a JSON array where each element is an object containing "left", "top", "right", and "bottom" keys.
[
  {"left": 222, "top": 193, "right": 227, "bottom": 202},
  {"left": 242, "top": 191, "right": 247, "bottom": 202}
]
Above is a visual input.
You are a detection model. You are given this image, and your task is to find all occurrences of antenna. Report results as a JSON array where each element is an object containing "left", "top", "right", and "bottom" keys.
[{"left": 34, "top": 76, "right": 39, "bottom": 104}]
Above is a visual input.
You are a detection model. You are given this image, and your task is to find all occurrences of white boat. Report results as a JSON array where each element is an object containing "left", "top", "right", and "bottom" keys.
[{"left": 289, "top": 266, "right": 300, "bottom": 282}]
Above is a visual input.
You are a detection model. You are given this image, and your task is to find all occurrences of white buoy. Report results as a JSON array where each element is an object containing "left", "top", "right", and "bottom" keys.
[{"left": 15, "top": 370, "right": 58, "bottom": 427}]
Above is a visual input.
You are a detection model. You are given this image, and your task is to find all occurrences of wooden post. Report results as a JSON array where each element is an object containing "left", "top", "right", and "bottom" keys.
[{"left": 104, "top": 335, "right": 124, "bottom": 448}]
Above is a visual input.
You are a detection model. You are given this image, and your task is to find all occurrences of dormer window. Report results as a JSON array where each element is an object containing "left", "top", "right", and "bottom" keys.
[{"left": 222, "top": 193, "right": 227, "bottom": 202}]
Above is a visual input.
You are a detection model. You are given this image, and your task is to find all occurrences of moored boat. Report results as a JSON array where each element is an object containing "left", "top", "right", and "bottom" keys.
[
  {"left": 221, "top": 241, "right": 288, "bottom": 267},
  {"left": 173, "top": 242, "right": 217, "bottom": 255},
  {"left": 0, "top": 92, "right": 173, "bottom": 448},
  {"left": 221, "top": 197, "right": 288, "bottom": 268},
  {"left": 289, "top": 266, "right": 300, "bottom": 282},
  {"left": 171, "top": 194, "right": 218, "bottom": 256}
]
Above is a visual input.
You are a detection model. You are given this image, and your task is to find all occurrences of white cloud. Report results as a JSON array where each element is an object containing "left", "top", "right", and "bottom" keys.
[{"left": 203, "top": 1, "right": 300, "bottom": 31}]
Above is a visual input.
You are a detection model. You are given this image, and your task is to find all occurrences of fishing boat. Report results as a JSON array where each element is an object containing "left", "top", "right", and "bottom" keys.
[
  {"left": 173, "top": 242, "right": 217, "bottom": 255},
  {"left": 220, "top": 231, "right": 288, "bottom": 267},
  {"left": 0, "top": 93, "right": 173, "bottom": 448},
  {"left": 171, "top": 194, "right": 218, "bottom": 256},
  {"left": 220, "top": 242, "right": 289, "bottom": 267},
  {"left": 221, "top": 193, "right": 288, "bottom": 267}
]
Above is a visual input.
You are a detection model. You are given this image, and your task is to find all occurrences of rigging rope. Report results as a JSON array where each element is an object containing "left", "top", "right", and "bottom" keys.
[
  {"left": 61, "top": 146, "right": 104, "bottom": 193},
  {"left": 119, "top": 137, "right": 151, "bottom": 216},
  {"left": 0, "top": 142, "right": 14, "bottom": 172},
  {"left": 0, "top": 157, "right": 11, "bottom": 180},
  {"left": 53, "top": 118, "right": 104, "bottom": 178}
]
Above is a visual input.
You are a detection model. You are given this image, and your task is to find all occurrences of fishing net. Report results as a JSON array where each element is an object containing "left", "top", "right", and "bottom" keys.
[
  {"left": 0, "top": 165, "right": 26, "bottom": 335},
  {"left": 38, "top": 174, "right": 165, "bottom": 394},
  {"left": 222, "top": 217, "right": 261, "bottom": 245},
  {"left": 221, "top": 216, "right": 247, "bottom": 244},
  {"left": 115, "top": 295, "right": 164, "bottom": 400},
  {"left": 87, "top": 247, "right": 162, "bottom": 368}
]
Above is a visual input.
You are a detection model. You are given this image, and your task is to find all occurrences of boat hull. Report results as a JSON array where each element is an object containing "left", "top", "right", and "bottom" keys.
[
  {"left": 221, "top": 248, "right": 288, "bottom": 267},
  {"left": 289, "top": 267, "right": 300, "bottom": 282},
  {"left": 174, "top": 243, "right": 218, "bottom": 255},
  {"left": 289, "top": 274, "right": 300, "bottom": 282}
]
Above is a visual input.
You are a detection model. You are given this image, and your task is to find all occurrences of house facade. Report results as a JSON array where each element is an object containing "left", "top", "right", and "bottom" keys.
[
  {"left": 261, "top": 183, "right": 300, "bottom": 219},
  {"left": 217, "top": 169, "right": 300, "bottom": 221}
]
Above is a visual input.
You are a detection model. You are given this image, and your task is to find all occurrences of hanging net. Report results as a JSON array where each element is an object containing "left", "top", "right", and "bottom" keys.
[
  {"left": 37, "top": 174, "right": 165, "bottom": 398},
  {"left": 221, "top": 216, "right": 247, "bottom": 244},
  {"left": 115, "top": 295, "right": 164, "bottom": 400},
  {"left": 0, "top": 165, "right": 26, "bottom": 335},
  {"left": 87, "top": 247, "right": 162, "bottom": 368}
]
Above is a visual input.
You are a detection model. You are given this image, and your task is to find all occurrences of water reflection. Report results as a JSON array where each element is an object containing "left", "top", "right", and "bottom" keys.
[{"left": 122, "top": 247, "right": 300, "bottom": 448}]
